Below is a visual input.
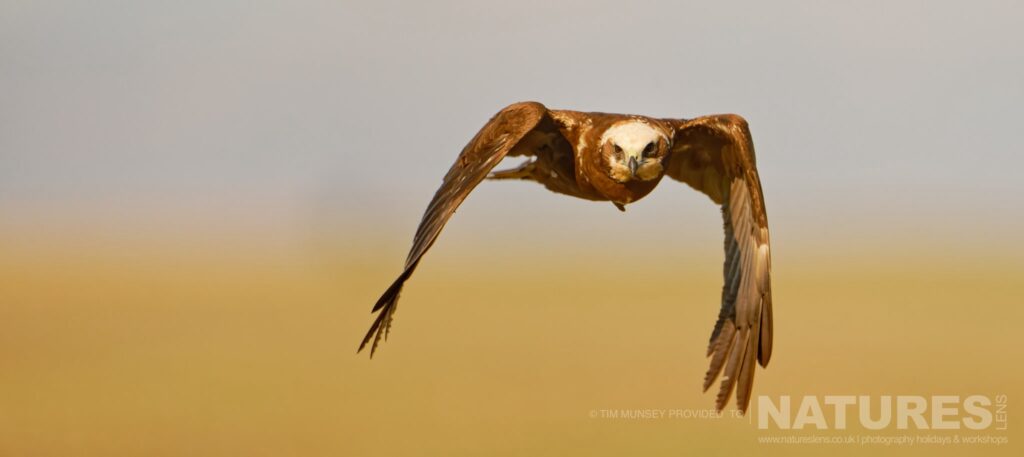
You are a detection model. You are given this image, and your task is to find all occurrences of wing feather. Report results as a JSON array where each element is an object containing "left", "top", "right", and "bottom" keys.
[
  {"left": 359, "top": 102, "right": 551, "bottom": 356},
  {"left": 665, "top": 114, "right": 773, "bottom": 414}
]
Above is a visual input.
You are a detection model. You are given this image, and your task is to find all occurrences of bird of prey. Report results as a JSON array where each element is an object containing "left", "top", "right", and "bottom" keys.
[{"left": 358, "top": 101, "right": 773, "bottom": 413}]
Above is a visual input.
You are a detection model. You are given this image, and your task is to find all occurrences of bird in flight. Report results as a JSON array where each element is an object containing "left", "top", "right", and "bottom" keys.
[{"left": 358, "top": 102, "right": 773, "bottom": 413}]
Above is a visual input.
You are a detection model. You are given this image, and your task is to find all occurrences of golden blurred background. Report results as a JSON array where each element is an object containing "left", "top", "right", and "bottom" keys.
[{"left": 1, "top": 205, "right": 1020, "bottom": 455}]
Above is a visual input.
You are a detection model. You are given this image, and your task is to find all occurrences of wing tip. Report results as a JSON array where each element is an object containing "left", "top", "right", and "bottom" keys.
[
  {"left": 358, "top": 298, "right": 397, "bottom": 358},
  {"left": 704, "top": 322, "right": 761, "bottom": 415},
  {"left": 702, "top": 321, "right": 736, "bottom": 392},
  {"left": 371, "top": 267, "right": 414, "bottom": 313},
  {"left": 360, "top": 270, "right": 410, "bottom": 357},
  {"left": 757, "top": 294, "right": 774, "bottom": 368}
]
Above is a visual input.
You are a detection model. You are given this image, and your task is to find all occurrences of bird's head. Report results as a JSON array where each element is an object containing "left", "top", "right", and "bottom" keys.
[{"left": 600, "top": 120, "right": 670, "bottom": 183}]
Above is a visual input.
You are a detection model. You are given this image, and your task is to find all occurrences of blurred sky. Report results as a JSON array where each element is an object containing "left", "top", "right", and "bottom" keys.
[{"left": 3, "top": 0, "right": 1023, "bottom": 250}]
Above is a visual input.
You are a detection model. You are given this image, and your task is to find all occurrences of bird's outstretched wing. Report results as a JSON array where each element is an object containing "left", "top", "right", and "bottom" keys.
[
  {"left": 664, "top": 114, "right": 773, "bottom": 414},
  {"left": 358, "top": 101, "right": 554, "bottom": 356}
]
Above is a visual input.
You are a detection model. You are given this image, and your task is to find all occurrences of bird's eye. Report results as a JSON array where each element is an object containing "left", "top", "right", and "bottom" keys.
[
  {"left": 642, "top": 142, "right": 656, "bottom": 158},
  {"left": 613, "top": 144, "right": 623, "bottom": 160}
]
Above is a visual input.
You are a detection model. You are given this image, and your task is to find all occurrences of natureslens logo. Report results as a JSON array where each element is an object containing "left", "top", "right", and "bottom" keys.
[{"left": 757, "top": 395, "right": 1008, "bottom": 430}]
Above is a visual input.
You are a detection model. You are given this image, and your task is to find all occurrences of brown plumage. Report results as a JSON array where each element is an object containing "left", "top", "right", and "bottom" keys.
[{"left": 358, "top": 102, "right": 773, "bottom": 414}]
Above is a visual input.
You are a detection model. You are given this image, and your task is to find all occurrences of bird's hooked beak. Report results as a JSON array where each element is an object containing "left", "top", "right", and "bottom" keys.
[{"left": 628, "top": 156, "right": 639, "bottom": 177}]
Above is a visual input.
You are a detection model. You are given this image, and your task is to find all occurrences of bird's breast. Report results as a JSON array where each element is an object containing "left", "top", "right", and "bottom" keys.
[
  {"left": 576, "top": 150, "right": 663, "bottom": 205},
  {"left": 597, "top": 175, "right": 664, "bottom": 205}
]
